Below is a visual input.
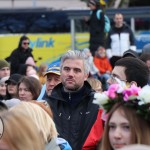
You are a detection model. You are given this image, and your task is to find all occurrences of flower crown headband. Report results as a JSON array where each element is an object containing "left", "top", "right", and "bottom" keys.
[{"left": 93, "top": 84, "right": 150, "bottom": 122}]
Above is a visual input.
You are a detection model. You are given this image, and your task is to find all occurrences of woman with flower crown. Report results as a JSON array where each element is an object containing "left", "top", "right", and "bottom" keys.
[{"left": 93, "top": 84, "right": 150, "bottom": 150}]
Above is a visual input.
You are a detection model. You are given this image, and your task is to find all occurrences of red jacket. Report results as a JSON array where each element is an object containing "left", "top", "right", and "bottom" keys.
[
  {"left": 94, "top": 56, "right": 112, "bottom": 74},
  {"left": 82, "top": 109, "right": 104, "bottom": 150}
]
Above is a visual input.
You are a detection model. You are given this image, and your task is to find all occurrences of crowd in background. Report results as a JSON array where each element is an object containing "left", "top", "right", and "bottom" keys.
[{"left": 0, "top": 0, "right": 150, "bottom": 150}]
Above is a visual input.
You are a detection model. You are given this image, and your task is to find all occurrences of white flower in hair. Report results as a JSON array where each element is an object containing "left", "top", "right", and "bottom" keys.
[
  {"left": 93, "top": 92, "right": 109, "bottom": 107},
  {"left": 137, "top": 85, "right": 150, "bottom": 104}
]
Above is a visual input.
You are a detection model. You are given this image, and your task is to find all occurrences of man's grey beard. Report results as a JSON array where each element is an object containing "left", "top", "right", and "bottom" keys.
[{"left": 63, "top": 85, "right": 82, "bottom": 93}]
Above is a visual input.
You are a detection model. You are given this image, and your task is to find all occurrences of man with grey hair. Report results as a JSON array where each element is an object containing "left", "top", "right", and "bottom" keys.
[{"left": 47, "top": 50, "right": 101, "bottom": 150}]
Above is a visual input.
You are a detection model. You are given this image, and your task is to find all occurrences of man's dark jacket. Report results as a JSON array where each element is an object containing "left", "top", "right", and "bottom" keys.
[
  {"left": 47, "top": 81, "right": 99, "bottom": 150},
  {"left": 89, "top": 9, "right": 105, "bottom": 55}
]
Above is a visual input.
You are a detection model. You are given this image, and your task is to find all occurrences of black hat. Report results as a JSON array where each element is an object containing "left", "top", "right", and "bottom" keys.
[
  {"left": 123, "top": 50, "right": 139, "bottom": 58},
  {"left": 5, "top": 74, "right": 22, "bottom": 84}
]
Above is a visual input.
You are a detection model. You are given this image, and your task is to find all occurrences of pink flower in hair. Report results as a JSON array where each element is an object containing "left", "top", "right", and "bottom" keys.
[
  {"left": 101, "top": 111, "right": 109, "bottom": 122},
  {"left": 107, "top": 84, "right": 120, "bottom": 99},
  {"left": 123, "top": 85, "right": 141, "bottom": 101}
]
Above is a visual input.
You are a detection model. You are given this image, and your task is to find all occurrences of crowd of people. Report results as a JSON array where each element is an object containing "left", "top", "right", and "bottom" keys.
[{"left": 0, "top": 0, "right": 150, "bottom": 150}]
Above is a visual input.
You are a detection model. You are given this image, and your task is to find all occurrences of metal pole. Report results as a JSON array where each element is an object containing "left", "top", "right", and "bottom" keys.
[
  {"left": 71, "top": 18, "right": 75, "bottom": 50},
  {"left": 12, "top": 0, "right": 14, "bottom": 8},
  {"left": 32, "top": 0, "right": 36, "bottom": 8},
  {"left": 131, "top": 17, "right": 135, "bottom": 33}
]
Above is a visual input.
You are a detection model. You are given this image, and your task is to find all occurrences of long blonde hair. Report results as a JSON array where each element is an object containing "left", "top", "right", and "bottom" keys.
[
  {"left": 87, "top": 77, "right": 102, "bottom": 92},
  {"left": 10, "top": 101, "right": 58, "bottom": 143},
  {"left": 0, "top": 111, "right": 44, "bottom": 150}
]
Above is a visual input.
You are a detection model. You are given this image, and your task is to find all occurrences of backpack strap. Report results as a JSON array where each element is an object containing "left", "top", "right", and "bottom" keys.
[
  {"left": 96, "top": 10, "right": 102, "bottom": 20},
  {"left": 96, "top": 9, "right": 111, "bottom": 33}
]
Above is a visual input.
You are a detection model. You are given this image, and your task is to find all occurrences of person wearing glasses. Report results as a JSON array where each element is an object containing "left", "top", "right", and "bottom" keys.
[
  {"left": 83, "top": 57, "right": 149, "bottom": 150},
  {"left": 107, "top": 57, "right": 149, "bottom": 88},
  {"left": 9, "top": 35, "right": 35, "bottom": 74}
]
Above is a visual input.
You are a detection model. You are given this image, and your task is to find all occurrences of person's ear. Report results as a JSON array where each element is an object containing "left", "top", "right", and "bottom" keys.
[{"left": 84, "top": 73, "right": 89, "bottom": 81}]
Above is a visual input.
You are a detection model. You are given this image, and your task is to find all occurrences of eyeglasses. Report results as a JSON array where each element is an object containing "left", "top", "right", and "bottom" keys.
[
  {"left": 23, "top": 42, "right": 30, "bottom": 45},
  {"left": 110, "top": 74, "right": 127, "bottom": 87},
  {"left": 110, "top": 74, "right": 127, "bottom": 83}
]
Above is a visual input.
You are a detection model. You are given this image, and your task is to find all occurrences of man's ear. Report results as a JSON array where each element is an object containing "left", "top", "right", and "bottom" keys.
[
  {"left": 84, "top": 73, "right": 89, "bottom": 81},
  {"left": 129, "top": 81, "right": 137, "bottom": 87}
]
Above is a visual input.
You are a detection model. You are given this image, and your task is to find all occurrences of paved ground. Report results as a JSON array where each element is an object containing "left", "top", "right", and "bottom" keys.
[{"left": 0, "top": 0, "right": 88, "bottom": 10}]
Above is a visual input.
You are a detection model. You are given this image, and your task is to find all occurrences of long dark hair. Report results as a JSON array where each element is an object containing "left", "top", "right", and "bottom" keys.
[{"left": 17, "top": 76, "right": 41, "bottom": 100}]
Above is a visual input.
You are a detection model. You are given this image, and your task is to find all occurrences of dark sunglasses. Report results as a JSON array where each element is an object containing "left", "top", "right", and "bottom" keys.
[{"left": 23, "top": 42, "right": 30, "bottom": 45}]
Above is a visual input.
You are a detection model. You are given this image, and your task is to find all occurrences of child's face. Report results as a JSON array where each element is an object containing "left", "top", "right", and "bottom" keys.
[{"left": 97, "top": 48, "right": 106, "bottom": 58}]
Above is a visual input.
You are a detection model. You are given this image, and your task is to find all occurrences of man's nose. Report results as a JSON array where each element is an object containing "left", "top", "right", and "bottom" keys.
[{"left": 68, "top": 69, "right": 74, "bottom": 76}]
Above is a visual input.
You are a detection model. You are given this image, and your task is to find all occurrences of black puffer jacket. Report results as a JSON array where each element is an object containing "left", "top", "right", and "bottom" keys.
[{"left": 47, "top": 81, "right": 99, "bottom": 150}]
